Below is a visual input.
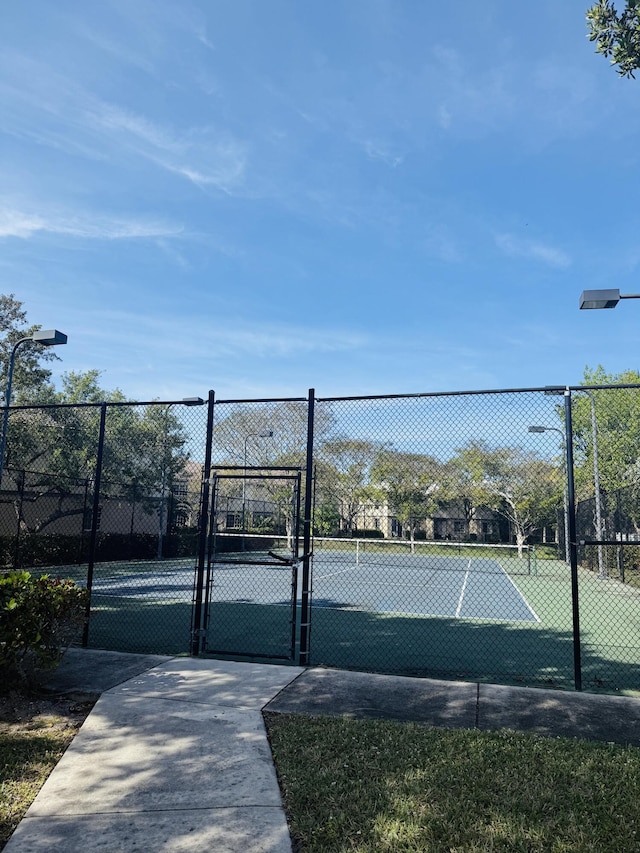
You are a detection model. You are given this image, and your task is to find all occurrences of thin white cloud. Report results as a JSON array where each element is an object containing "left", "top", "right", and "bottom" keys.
[
  {"left": 0, "top": 207, "right": 182, "bottom": 241},
  {"left": 87, "top": 103, "right": 248, "bottom": 193},
  {"left": 92, "top": 105, "right": 181, "bottom": 152},
  {"left": 362, "top": 140, "right": 404, "bottom": 168},
  {"left": 431, "top": 46, "right": 516, "bottom": 133},
  {"left": 90, "top": 312, "right": 369, "bottom": 360},
  {"left": 74, "top": 26, "right": 156, "bottom": 74},
  {"left": 0, "top": 51, "right": 248, "bottom": 195},
  {"left": 494, "top": 233, "right": 571, "bottom": 269}
]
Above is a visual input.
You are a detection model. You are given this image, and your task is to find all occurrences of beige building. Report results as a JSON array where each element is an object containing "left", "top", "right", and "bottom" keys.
[{"left": 350, "top": 499, "right": 503, "bottom": 543}]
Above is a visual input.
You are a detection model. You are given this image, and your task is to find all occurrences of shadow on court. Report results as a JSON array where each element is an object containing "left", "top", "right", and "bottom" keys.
[
  {"left": 309, "top": 607, "right": 640, "bottom": 694},
  {"left": 86, "top": 595, "right": 640, "bottom": 694},
  {"left": 87, "top": 597, "right": 296, "bottom": 660}
]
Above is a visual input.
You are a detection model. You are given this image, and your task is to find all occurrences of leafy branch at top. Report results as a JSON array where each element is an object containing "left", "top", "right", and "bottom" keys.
[{"left": 587, "top": 0, "right": 640, "bottom": 77}]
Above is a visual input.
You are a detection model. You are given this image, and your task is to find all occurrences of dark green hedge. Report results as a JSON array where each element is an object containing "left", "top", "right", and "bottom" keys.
[
  {"left": 352, "top": 529, "right": 385, "bottom": 539},
  {"left": 0, "top": 530, "right": 200, "bottom": 571}
]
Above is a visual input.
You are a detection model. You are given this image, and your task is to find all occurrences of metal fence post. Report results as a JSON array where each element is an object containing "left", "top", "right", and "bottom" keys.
[
  {"left": 191, "top": 390, "right": 215, "bottom": 656},
  {"left": 299, "top": 388, "right": 315, "bottom": 666},
  {"left": 12, "top": 469, "right": 25, "bottom": 568},
  {"left": 565, "top": 390, "right": 582, "bottom": 691},
  {"left": 82, "top": 402, "right": 107, "bottom": 648}
]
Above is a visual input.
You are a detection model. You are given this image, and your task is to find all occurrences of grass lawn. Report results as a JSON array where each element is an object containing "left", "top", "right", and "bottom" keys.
[
  {"left": 0, "top": 694, "right": 94, "bottom": 851},
  {"left": 265, "top": 713, "right": 640, "bottom": 853},
  {"left": 4, "top": 696, "right": 640, "bottom": 852}
]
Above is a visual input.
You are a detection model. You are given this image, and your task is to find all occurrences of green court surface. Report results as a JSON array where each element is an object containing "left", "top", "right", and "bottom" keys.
[
  {"left": 54, "top": 552, "right": 640, "bottom": 694},
  {"left": 87, "top": 596, "right": 193, "bottom": 656}
]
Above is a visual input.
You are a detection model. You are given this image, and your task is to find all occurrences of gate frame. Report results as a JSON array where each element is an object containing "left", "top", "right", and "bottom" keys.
[{"left": 199, "top": 463, "right": 305, "bottom": 662}]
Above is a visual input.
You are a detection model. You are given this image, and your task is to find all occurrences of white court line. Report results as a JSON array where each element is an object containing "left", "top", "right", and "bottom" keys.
[
  {"left": 315, "top": 563, "right": 361, "bottom": 581},
  {"left": 455, "top": 564, "right": 471, "bottom": 617},
  {"left": 502, "top": 571, "right": 541, "bottom": 622},
  {"left": 486, "top": 555, "right": 541, "bottom": 623}
]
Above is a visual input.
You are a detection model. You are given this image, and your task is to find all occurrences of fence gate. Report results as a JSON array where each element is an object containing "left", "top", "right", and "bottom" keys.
[{"left": 200, "top": 466, "right": 303, "bottom": 660}]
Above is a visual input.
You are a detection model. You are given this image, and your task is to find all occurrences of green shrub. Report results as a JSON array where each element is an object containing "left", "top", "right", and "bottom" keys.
[{"left": 0, "top": 571, "right": 88, "bottom": 690}]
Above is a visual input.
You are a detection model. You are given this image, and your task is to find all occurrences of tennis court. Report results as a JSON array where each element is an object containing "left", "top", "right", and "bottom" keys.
[
  {"left": 71, "top": 539, "right": 640, "bottom": 693},
  {"left": 87, "top": 539, "right": 538, "bottom": 623}
]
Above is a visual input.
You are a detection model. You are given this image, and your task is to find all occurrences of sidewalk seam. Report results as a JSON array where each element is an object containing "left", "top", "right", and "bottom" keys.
[{"left": 261, "top": 666, "right": 308, "bottom": 710}]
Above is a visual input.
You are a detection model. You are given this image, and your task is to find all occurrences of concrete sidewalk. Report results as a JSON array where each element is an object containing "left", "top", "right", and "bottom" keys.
[
  {"left": 5, "top": 652, "right": 304, "bottom": 852},
  {"left": 6, "top": 648, "right": 640, "bottom": 851}
]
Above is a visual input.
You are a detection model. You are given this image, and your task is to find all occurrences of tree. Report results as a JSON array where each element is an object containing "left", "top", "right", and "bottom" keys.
[
  {"left": 569, "top": 367, "right": 640, "bottom": 538},
  {"left": 210, "top": 401, "right": 336, "bottom": 541},
  {"left": 371, "top": 450, "right": 442, "bottom": 547},
  {"left": 0, "top": 294, "right": 60, "bottom": 404},
  {"left": 440, "top": 440, "right": 495, "bottom": 535},
  {"left": 472, "top": 445, "right": 562, "bottom": 557},
  {"left": 3, "top": 371, "right": 190, "bottom": 535},
  {"left": 587, "top": 0, "right": 640, "bottom": 77},
  {"left": 211, "top": 401, "right": 334, "bottom": 468},
  {"left": 572, "top": 366, "right": 640, "bottom": 497},
  {"left": 317, "top": 439, "right": 384, "bottom": 534}
]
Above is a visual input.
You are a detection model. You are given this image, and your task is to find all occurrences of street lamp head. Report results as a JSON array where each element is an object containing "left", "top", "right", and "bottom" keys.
[
  {"left": 528, "top": 426, "right": 547, "bottom": 433},
  {"left": 579, "top": 289, "right": 620, "bottom": 310},
  {"left": 32, "top": 329, "right": 68, "bottom": 346},
  {"left": 181, "top": 397, "right": 205, "bottom": 406}
]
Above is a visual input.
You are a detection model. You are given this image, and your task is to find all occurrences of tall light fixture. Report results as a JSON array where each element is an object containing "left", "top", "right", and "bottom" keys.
[
  {"left": 0, "top": 330, "right": 68, "bottom": 489},
  {"left": 578, "top": 290, "right": 636, "bottom": 575},
  {"left": 545, "top": 386, "right": 605, "bottom": 578},
  {"left": 575, "top": 390, "right": 605, "bottom": 578},
  {"left": 528, "top": 424, "right": 569, "bottom": 564},
  {"left": 579, "top": 289, "right": 640, "bottom": 310}
]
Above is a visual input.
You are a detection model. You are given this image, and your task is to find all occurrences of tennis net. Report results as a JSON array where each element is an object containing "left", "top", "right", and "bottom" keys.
[
  {"left": 209, "top": 533, "right": 534, "bottom": 575},
  {"left": 210, "top": 532, "right": 298, "bottom": 565},
  {"left": 313, "top": 537, "right": 533, "bottom": 575}
]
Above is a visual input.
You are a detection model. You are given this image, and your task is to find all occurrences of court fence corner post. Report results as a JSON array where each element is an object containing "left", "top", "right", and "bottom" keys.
[
  {"left": 298, "top": 388, "right": 315, "bottom": 667},
  {"left": 191, "top": 390, "right": 215, "bottom": 657},
  {"left": 564, "top": 388, "right": 582, "bottom": 691},
  {"left": 82, "top": 401, "right": 107, "bottom": 649}
]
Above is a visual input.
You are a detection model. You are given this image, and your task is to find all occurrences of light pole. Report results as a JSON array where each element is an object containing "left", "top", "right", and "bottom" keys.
[
  {"left": 575, "top": 390, "right": 605, "bottom": 578},
  {"left": 545, "top": 386, "right": 605, "bottom": 577},
  {"left": 579, "top": 289, "right": 640, "bottom": 310},
  {"left": 577, "top": 291, "right": 637, "bottom": 575},
  {"left": 0, "top": 329, "right": 67, "bottom": 490},
  {"left": 528, "top": 425, "right": 569, "bottom": 564},
  {"left": 241, "top": 430, "right": 273, "bottom": 539},
  {"left": 156, "top": 397, "right": 205, "bottom": 560}
]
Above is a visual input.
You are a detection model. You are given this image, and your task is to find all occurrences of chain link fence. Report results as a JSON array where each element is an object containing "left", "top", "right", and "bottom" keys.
[
  {"left": 3, "top": 385, "right": 640, "bottom": 694},
  {"left": 310, "top": 390, "right": 575, "bottom": 688},
  {"left": 0, "top": 398, "right": 208, "bottom": 654}
]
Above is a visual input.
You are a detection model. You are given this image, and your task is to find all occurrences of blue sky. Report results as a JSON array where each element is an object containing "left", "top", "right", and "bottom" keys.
[{"left": 1, "top": 0, "right": 639, "bottom": 401}]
